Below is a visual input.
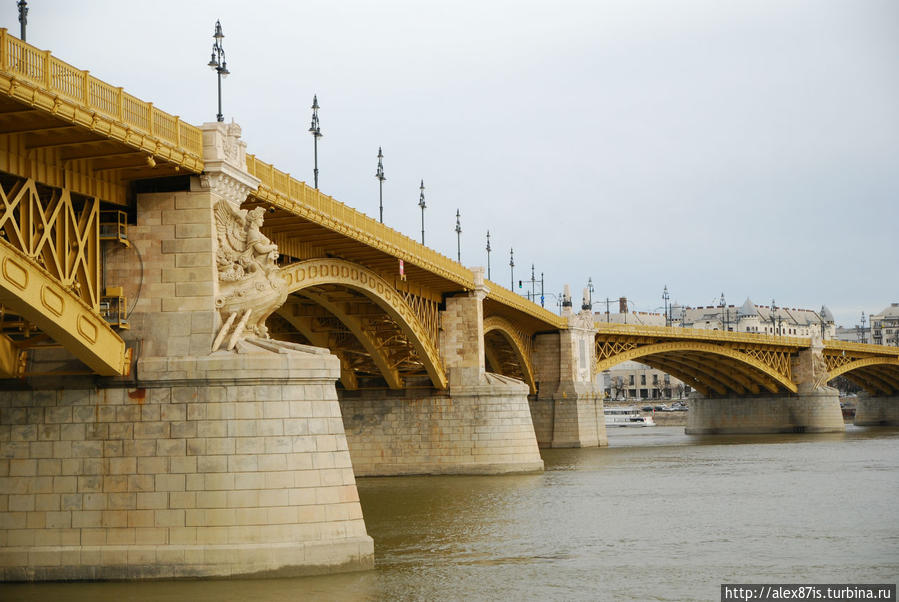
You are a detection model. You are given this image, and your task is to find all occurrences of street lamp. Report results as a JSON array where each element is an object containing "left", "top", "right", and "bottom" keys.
[
  {"left": 375, "top": 147, "right": 385, "bottom": 223},
  {"left": 207, "top": 20, "right": 230, "bottom": 123},
  {"left": 455, "top": 209, "right": 462, "bottom": 263},
  {"left": 418, "top": 180, "right": 426, "bottom": 245},
  {"left": 309, "top": 95, "right": 322, "bottom": 189},
  {"left": 509, "top": 248, "right": 515, "bottom": 291},
  {"left": 588, "top": 277, "right": 594, "bottom": 309},
  {"left": 719, "top": 293, "right": 727, "bottom": 332},
  {"left": 17, "top": 1, "right": 27, "bottom": 41},
  {"left": 662, "top": 285, "right": 670, "bottom": 327},
  {"left": 486, "top": 231, "right": 492, "bottom": 280}
]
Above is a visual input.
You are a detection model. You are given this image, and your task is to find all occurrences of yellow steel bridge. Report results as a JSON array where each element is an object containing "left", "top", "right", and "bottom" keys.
[{"left": 0, "top": 29, "right": 896, "bottom": 397}]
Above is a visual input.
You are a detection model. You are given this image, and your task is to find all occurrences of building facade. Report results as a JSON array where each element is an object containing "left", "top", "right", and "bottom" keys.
[
  {"left": 594, "top": 298, "right": 836, "bottom": 339},
  {"left": 870, "top": 303, "right": 899, "bottom": 347}
]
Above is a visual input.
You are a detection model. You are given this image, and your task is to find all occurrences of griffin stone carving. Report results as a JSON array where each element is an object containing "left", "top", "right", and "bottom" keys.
[{"left": 211, "top": 202, "right": 287, "bottom": 351}]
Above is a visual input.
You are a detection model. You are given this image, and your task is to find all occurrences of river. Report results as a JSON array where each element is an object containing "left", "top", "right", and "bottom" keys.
[{"left": 3, "top": 426, "right": 898, "bottom": 601}]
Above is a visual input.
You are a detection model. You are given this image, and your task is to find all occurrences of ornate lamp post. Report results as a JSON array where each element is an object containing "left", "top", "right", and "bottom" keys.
[
  {"left": 662, "top": 285, "right": 670, "bottom": 327},
  {"left": 309, "top": 95, "right": 322, "bottom": 189},
  {"left": 206, "top": 20, "right": 230, "bottom": 123},
  {"left": 418, "top": 180, "right": 426, "bottom": 245},
  {"left": 509, "top": 248, "right": 515, "bottom": 291},
  {"left": 375, "top": 147, "right": 385, "bottom": 223},
  {"left": 455, "top": 209, "right": 462, "bottom": 263},
  {"left": 588, "top": 277, "right": 594, "bottom": 309},
  {"left": 485, "top": 231, "right": 492, "bottom": 280},
  {"left": 17, "top": 1, "right": 27, "bottom": 41}
]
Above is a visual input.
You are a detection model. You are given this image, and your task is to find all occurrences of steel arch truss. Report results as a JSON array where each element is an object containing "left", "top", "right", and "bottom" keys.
[
  {"left": 0, "top": 175, "right": 129, "bottom": 377},
  {"left": 483, "top": 315, "right": 536, "bottom": 394},
  {"left": 594, "top": 338, "right": 797, "bottom": 396},
  {"left": 824, "top": 352, "right": 899, "bottom": 395},
  {"left": 280, "top": 258, "right": 446, "bottom": 389}
]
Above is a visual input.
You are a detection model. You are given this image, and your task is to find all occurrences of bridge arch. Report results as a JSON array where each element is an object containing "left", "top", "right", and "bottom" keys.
[
  {"left": 828, "top": 357, "right": 899, "bottom": 395},
  {"left": 280, "top": 258, "right": 446, "bottom": 389},
  {"left": 483, "top": 315, "right": 536, "bottom": 394},
  {"left": 594, "top": 340, "right": 798, "bottom": 396}
]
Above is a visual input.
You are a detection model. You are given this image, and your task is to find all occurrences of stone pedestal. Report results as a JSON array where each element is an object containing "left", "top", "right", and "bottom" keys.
[
  {"left": 0, "top": 348, "right": 373, "bottom": 581},
  {"left": 686, "top": 389, "right": 845, "bottom": 434},
  {"left": 854, "top": 395, "right": 899, "bottom": 426},
  {"left": 340, "top": 375, "right": 544, "bottom": 476}
]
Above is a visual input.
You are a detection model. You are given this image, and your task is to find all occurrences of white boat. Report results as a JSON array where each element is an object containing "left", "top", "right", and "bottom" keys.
[{"left": 604, "top": 407, "right": 656, "bottom": 427}]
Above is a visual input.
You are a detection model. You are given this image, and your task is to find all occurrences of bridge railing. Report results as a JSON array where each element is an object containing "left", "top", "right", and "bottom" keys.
[
  {"left": 0, "top": 29, "right": 203, "bottom": 158},
  {"left": 246, "top": 154, "right": 567, "bottom": 329},
  {"left": 594, "top": 322, "right": 808, "bottom": 347},
  {"left": 246, "top": 154, "right": 475, "bottom": 287}
]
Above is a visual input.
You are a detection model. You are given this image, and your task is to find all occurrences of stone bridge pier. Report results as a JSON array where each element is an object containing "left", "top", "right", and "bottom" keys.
[
  {"left": 529, "top": 291, "right": 607, "bottom": 448},
  {"left": 854, "top": 395, "right": 899, "bottom": 426},
  {"left": 0, "top": 122, "right": 373, "bottom": 580},
  {"left": 686, "top": 339, "right": 844, "bottom": 435},
  {"left": 338, "top": 268, "right": 544, "bottom": 476}
]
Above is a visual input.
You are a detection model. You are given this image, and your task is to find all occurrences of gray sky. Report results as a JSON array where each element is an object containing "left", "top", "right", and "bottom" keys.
[{"left": 12, "top": 1, "right": 898, "bottom": 326}]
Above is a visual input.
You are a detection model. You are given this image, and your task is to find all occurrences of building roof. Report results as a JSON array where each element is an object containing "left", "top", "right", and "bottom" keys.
[
  {"left": 738, "top": 298, "right": 757, "bottom": 317},
  {"left": 874, "top": 303, "right": 899, "bottom": 318}
]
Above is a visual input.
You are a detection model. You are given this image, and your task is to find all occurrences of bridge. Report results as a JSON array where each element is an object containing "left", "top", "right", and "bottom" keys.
[{"left": 1, "top": 30, "right": 897, "bottom": 581}]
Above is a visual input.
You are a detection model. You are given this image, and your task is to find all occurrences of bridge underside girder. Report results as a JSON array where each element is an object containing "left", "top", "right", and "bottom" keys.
[
  {"left": 595, "top": 338, "right": 797, "bottom": 397},
  {"left": 269, "top": 283, "right": 435, "bottom": 390},
  {"left": 483, "top": 317, "right": 536, "bottom": 394},
  {"left": 840, "top": 366, "right": 899, "bottom": 396}
]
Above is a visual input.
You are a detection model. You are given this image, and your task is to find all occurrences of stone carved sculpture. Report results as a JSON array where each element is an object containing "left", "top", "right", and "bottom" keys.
[
  {"left": 795, "top": 331, "right": 831, "bottom": 391},
  {"left": 211, "top": 201, "right": 288, "bottom": 351},
  {"left": 808, "top": 331, "right": 830, "bottom": 389}
]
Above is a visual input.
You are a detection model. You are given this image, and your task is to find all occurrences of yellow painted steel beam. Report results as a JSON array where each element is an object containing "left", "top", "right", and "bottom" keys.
[
  {"left": 0, "top": 29, "right": 203, "bottom": 174},
  {"left": 297, "top": 289, "right": 404, "bottom": 390},
  {"left": 595, "top": 322, "right": 805, "bottom": 349},
  {"left": 827, "top": 356, "right": 899, "bottom": 383},
  {"left": 274, "top": 309, "right": 358, "bottom": 390},
  {"left": 864, "top": 367, "right": 899, "bottom": 394},
  {"left": 648, "top": 354, "right": 746, "bottom": 396},
  {"left": 244, "top": 154, "right": 564, "bottom": 332},
  {"left": 844, "top": 370, "right": 892, "bottom": 396},
  {"left": 645, "top": 356, "right": 727, "bottom": 396},
  {"left": 594, "top": 340, "right": 797, "bottom": 394},
  {"left": 0, "top": 240, "right": 129, "bottom": 375},
  {"left": 281, "top": 258, "right": 446, "bottom": 389},
  {"left": 0, "top": 332, "right": 24, "bottom": 378}
]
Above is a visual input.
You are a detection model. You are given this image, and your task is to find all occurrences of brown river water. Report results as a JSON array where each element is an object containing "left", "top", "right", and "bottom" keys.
[{"left": 3, "top": 426, "right": 898, "bottom": 601}]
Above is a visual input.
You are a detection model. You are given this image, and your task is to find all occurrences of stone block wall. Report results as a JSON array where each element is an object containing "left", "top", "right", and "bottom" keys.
[
  {"left": 439, "top": 291, "right": 486, "bottom": 389},
  {"left": 105, "top": 188, "right": 219, "bottom": 359},
  {"left": 0, "top": 351, "right": 373, "bottom": 580},
  {"left": 686, "top": 389, "right": 845, "bottom": 434},
  {"left": 340, "top": 375, "right": 543, "bottom": 476},
  {"left": 854, "top": 395, "right": 899, "bottom": 426}
]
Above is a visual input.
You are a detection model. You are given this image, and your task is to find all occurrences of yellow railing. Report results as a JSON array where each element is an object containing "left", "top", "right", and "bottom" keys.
[
  {"left": 246, "top": 154, "right": 474, "bottom": 287},
  {"left": 0, "top": 29, "right": 202, "bottom": 158},
  {"left": 594, "top": 322, "right": 810, "bottom": 347},
  {"left": 245, "top": 155, "right": 567, "bottom": 329},
  {"left": 823, "top": 339, "right": 899, "bottom": 356},
  {"left": 484, "top": 280, "right": 566, "bottom": 328}
]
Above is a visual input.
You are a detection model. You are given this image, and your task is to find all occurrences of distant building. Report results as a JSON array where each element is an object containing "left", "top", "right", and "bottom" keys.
[
  {"left": 870, "top": 303, "right": 899, "bottom": 347},
  {"left": 598, "top": 360, "right": 689, "bottom": 401},
  {"left": 594, "top": 298, "right": 836, "bottom": 339},
  {"left": 834, "top": 325, "right": 870, "bottom": 344}
]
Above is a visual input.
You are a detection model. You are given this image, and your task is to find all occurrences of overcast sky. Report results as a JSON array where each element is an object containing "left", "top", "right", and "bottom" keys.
[{"left": 11, "top": 1, "right": 897, "bottom": 326}]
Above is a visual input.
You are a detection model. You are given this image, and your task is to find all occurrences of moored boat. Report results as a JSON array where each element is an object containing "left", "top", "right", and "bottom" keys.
[{"left": 604, "top": 407, "right": 656, "bottom": 427}]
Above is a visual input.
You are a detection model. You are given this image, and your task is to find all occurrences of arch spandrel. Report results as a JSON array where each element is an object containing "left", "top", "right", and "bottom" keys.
[{"left": 281, "top": 258, "right": 446, "bottom": 390}]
